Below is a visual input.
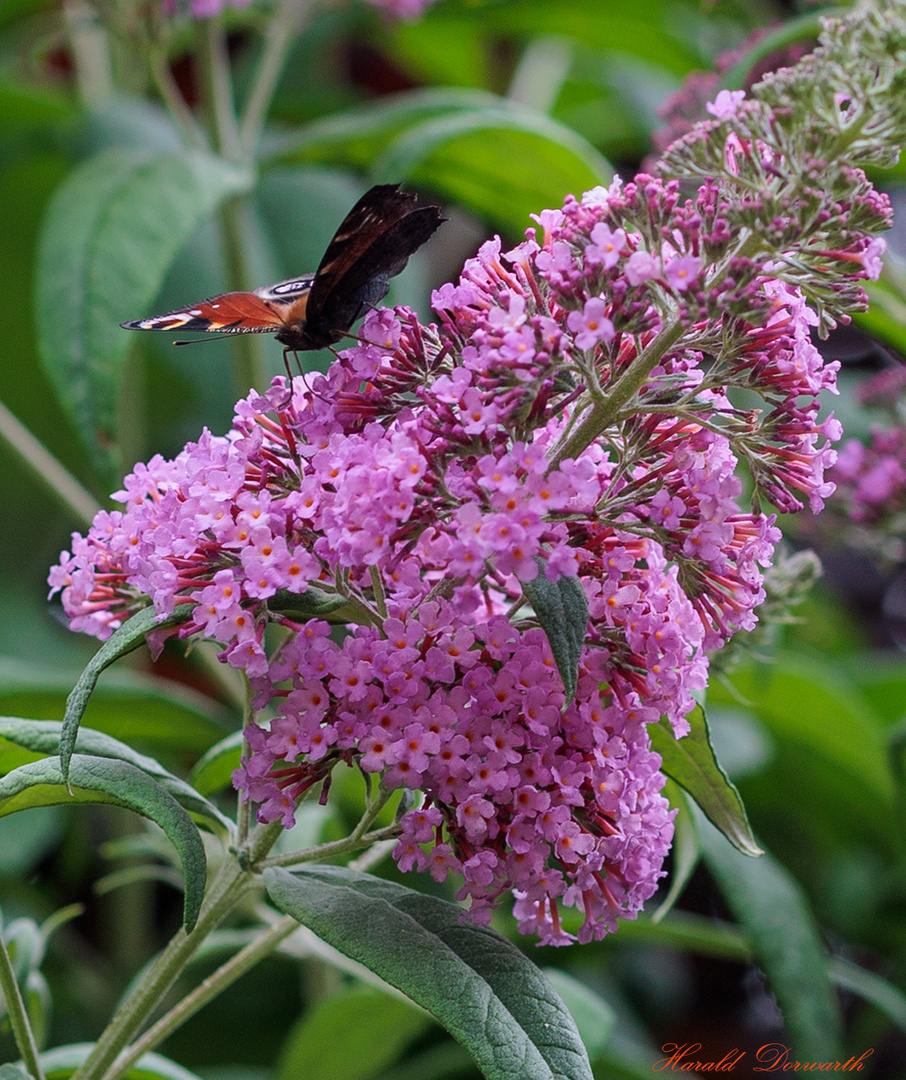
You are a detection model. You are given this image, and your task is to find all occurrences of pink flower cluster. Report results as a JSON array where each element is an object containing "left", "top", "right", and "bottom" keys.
[
  {"left": 242, "top": 609, "right": 673, "bottom": 943},
  {"left": 365, "top": 0, "right": 438, "bottom": 19},
  {"left": 51, "top": 173, "right": 857, "bottom": 943},
  {"left": 649, "top": 27, "right": 812, "bottom": 160},
  {"left": 163, "top": 0, "right": 251, "bottom": 19},
  {"left": 808, "top": 366, "right": 906, "bottom": 565}
]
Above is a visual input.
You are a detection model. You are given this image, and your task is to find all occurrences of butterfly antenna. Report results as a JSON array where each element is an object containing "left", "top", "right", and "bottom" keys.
[{"left": 333, "top": 329, "right": 373, "bottom": 348}]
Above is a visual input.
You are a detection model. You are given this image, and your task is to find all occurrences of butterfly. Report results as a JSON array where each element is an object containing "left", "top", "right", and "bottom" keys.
[{"left": 121, "top": 183, "right": 445, "bottom": 368}]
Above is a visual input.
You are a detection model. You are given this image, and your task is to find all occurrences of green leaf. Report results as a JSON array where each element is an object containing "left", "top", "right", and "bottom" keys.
[
  {"left": 0, "top": 74, "right": 75, "bottom": 132},
  {"left": 36, "top": 148, "right": 251, "bottom": 462},
  {"left": 0, "top": 807, "right": 64, "bottom": 876},
  {"left": 275, "top": 986, "right": 433, "bottom": 1080},
  {"left": 831, "top": 956, "right": 906, "bottom": 1033},
  {"left": 699, "top": 818, "right": 842, "bottom": 1061},
  {"left": 390, "top": 0, "right": 704, "bottom": 78},
  {"left": 269, "top": 587, "right": 356, "bottom": 621},
  {"left": 0, "top": 656, "right": 231, "bottom": 762},
  {"left": 522, "top": 566, "right": 588, "bottom": 705},
  {"left": 709, "top": 655, "right": 899, "bottom": 855},
  {"left": 540, "top": 971, "right": 615, "bottom": 1061},
  {"left": 37, "top": 1043, "right": 204, "bottom": 1080},
  {"left": 262, "top": 88, "right": 611, "bottom": 235},
  {"left": 0, "top": 755, "right": 206, "bottom": 932},
  {"left": 189, "top": 730, "right": 244, "bottom": 797},
  {"left": 650, "top": 779, "right": 700, "bottom": 922},
  {"left": 262, "top": 87, "right": 519, "bottom": 170},
  {"left": 0, "top": 917, "right": 44, "bottom": 980},
  {"left": 0, "top": 1067, "right": 33, "bottom": 1080},
  {"left": 264, "top": 865, "right": 593, "bottom": 1080},
  {"left": 0, "top": 717, "right": 233, "bottom": 837},
  {"left": 373, "top": 108, "right": 612, "bottom": 234},
  {"left": 60, "top": 605, "right": 193, "bottom": 786},
  {"left": 650, "top": 705, "right": 761, "bottom": 857},
  {"left": 856, "top": 277, "right": 906, "bottom": 359}
]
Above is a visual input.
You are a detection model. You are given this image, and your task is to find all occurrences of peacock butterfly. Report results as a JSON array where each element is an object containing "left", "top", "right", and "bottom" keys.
[{"left": 121, "top": 184, "right": 445, "bottom": 361}]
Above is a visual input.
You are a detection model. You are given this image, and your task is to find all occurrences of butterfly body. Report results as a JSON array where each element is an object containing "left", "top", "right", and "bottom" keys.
[{"left": 121, "top": 184, "right": 444, "bottom": 352}]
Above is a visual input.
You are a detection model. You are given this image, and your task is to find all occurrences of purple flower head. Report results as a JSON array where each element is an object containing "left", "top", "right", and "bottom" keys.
[
  {"left": 51, "top": 167, "right": 855, "bottom": 942},
  {"left": 566, "top": 298, "right": 616, "bottom": 350},
  {"left": 706, "top": 89, "right": 746, "bottom": 119}
]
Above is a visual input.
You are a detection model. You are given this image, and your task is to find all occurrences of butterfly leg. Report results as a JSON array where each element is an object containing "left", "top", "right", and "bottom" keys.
[{"left": 273, "top": 349, "right": 298, "bottom": 409}]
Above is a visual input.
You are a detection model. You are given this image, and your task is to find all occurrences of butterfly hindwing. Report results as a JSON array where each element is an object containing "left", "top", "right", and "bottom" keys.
[{"left": 254, "top": 276, "right": 316, "bottom": 303}]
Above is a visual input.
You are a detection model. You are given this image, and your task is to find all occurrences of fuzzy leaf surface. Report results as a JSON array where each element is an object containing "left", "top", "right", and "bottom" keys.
[{"left": 264, "top": 865, "right": 592, "bottom": 1080}]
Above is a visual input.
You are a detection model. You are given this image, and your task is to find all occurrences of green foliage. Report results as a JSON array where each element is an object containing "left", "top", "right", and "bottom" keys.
[
  {"left": 2, "top": 0, "right": 906, "bottom": 1077},
  {"left": 37, "top": 1044, "right": 204, "bottom": 1080},
  {"left": 274, "top": 987, "right": 434, "bottom": 1080},
  {"left": 650, "top": 705, "right": 761, "bottom": 856},
  {"left": 264, "top": 865, "right": 593, "bottom": 1080},
  {"left": 36, "top": 150, "right": 251, "bottom": 468},
  {"left": 60, "top": 607, "right": 194, "bottom": 784},
  {"left": 0, "top": 753, "right": 207, "bottom": 931},
  {"left": 522, "top": 562, "right": 589, "bottom": 705},
  {"left": 700, "top": 820, "right": 842, "bottom": 1061}
]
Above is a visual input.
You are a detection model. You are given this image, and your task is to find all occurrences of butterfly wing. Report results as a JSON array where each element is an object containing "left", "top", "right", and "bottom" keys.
[
  {"left": 302, "top": 184, "right": 445, "bottom": 349},
  {"left": 120, "top": 282, "right": 314, "bottom": 336},
  {"left": 120, "top": 185, "right": 444, "bottom": 351}
]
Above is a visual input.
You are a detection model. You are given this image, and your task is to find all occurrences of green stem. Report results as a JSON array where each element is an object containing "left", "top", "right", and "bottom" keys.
[
  {"left": 236, "top": 676, "right": 256, "bottom": 846},
  {"left": 548, "top": 317, "right": 685, "bottom": 468},
  {"left": 263, "top": 787, "right": 397, "bottom": 869},
  {"left": 239, "top": 0, "right": 314, "bottom": 157},
  {"left": 149, "top": 45, "right": 208, "bottom": 150},
  {"left": 0, "top": 399, "right": 100, "bottom": 527},
  {"left": 105, "top": 916, "right": 299, "bottom": 1078},
  {"left": 369, "top": 567, "right": 388, "bottom": 619},
  {"left": 197, "top": 18, "right": 241, "bottom": 161},
  {"left": 217, "top": 197, "right": 267, "bottom": 392},
  {"left": 264, "top": 822, "right": 402, "bottom": 869},
  {"left": 63, "top": 0, "right": 114, "bottom": 107},
  {"left": 0, "top": 924, "right": 46, "bottom": 1080},
  {"left": 196, "top": 18, "right": 266, "bottom": 392},
  {"left": 76, "top": 822, "right": 283, "bottom": 1080}
]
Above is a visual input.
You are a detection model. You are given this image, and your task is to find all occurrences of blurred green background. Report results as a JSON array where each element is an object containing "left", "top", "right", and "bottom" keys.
[{"left": 3, "top": 0, "right": 906, "bottom": 1076}]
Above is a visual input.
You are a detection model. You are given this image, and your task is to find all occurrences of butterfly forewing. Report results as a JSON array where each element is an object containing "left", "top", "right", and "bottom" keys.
[
  {"left": 306, "top": 198, "right": 445, "bottom": 347},
  {"left": 121, "top": 291, "right": 293, "bottom": 335}
]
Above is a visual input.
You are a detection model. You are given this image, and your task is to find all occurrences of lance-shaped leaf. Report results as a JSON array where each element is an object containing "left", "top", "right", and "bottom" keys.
[
  {"left": 649, "top": 705, "right": 761, "bottom": 857},
  {"left": 36, "top": 1043, "right": 204, "bottom": 1080},
  {"left": 373, "top": 108, "right": 611, "bottom": 234},
  {"left": 36, "top": 147, "right": 250, "bottom": 463},
  {"left": 189, "top": 730, "right": 244, "bottom": 797},
  {"left": 268, "top": 587, "right": 356, "bottom": 622},
  {"left": 522, "top": 565, "right": 588, "bottom": 705},
  {"left": 61, "top": 605, "right": 192, "bottom": 786},
  {"left": 700, "top": 818, "right": 842, "bottom": 1061},
  {"left": 261, "top": 88, "right": 612, "bottom": 236},
  {"left": 0, "top": 717, "right": 233, "bottom": 837},
  {"left": 0, "top": 755, "right": 206, "bottom": 931},
  {"left": 264, "top": 865, "right": 593, "bottom": 1080}
]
